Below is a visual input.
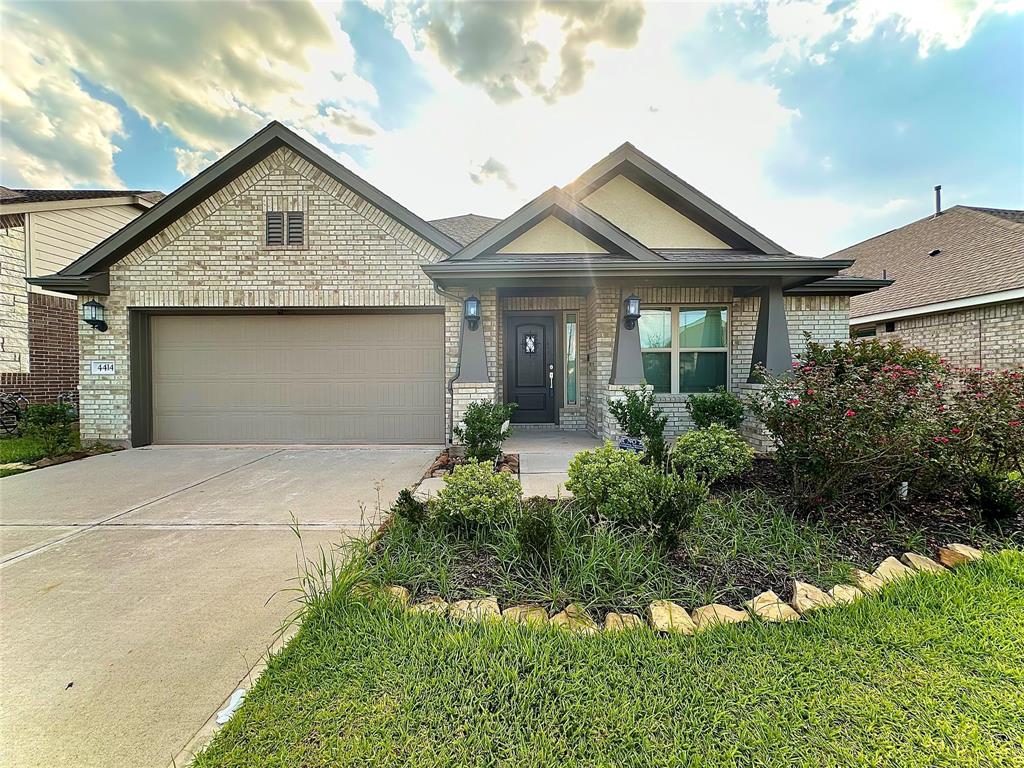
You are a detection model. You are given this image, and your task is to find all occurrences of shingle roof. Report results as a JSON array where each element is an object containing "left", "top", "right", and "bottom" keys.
[
  {"left": 428, "top": 213, "right": 501, "bottom": 245},
  {"left": 657, "top": 249, "right": 823, "bottom": 263},
  {"left": 828, "top": 205, "right": 1024, "bottom": 319},
  {"left": 0, "top": 186, "right": 164, "bottom": 205}
]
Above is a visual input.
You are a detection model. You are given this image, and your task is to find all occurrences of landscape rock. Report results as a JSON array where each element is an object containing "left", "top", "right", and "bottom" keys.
[
  {"left": 851, "top": 569, "right": 885, "bottom": 593},
  {"left": 744, "top": 590, "right": 801, "bottom": 622},
  {"left": 901, "top": 552, "right": 946, "bottom": 574},
  {"left": 550, "top": 603, "right": 599, "bottom": 634},
  {"left": 873, "top": 556, "right": 915, "bottom": 583},
  {"left": 691, "top": 603, "right": 749, "bottom": 630},
  {"left": 385, "top": 585, "right": 411, "bottom": 605},
  {"left": 449, "top": 596, "right": 501, "bottom": 622},
  {"left": 790, "top": 581, "right": 836, "bottom": 614},
  {"left": 937, "top": 543, "right": 984, "bottom": 568},
  {"left": 604, "top": 612, "right": 644, "bottom": 632},
  {"left": 827, "top": 584, "right": 863, "bottom": 604},
  {"left": 0, "top": 462, "right": 35, "bottom": 472},
  {"left": 646, "top": 600, "right": 697, "bottom": 634},
  {"left": 502, "top": 605, "right": 549, "bottom": 626},
  {"left": 409, "top": 597, "right": 448, "bottom": 615}
]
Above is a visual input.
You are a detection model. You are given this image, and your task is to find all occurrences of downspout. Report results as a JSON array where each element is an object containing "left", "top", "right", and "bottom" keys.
[{"left": 434, "top": 284, "right": 463, "bottom": 445}]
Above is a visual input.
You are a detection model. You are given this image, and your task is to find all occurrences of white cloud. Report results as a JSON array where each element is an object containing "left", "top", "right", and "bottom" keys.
[{"left": 173, "top": 147, "right": 217, "bottom": 178}]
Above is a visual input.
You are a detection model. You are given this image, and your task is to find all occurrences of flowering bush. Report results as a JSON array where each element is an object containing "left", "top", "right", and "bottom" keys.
[{"left": 749, "top": 338, "right": 1024, "bottom": 509}]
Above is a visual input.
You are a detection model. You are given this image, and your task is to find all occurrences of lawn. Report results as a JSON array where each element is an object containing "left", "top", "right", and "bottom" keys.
[
  {"left": 0, "top": 431, "right": 83, "bottom": 477},
  {"left": 194, "top": 550, "right": 1024, "bottom": 767}
]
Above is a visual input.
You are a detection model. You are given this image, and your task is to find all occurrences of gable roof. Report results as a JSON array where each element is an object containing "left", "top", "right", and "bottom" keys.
[
  {"left": 828, "top": 204, "right": 1024, "bottom": 319},
  {"left": 446, "top": 186, "right": 662, "bottom": 262},
  {"left": 45, "top": 122, "right": 461, "bottom": 282},
  {"left": 563, "top": 142, "right": 788, "bottom": 255},
  {"left": 429, "top": 213, "right": 501, "bottom": 245},
  {"left": 0, "top": 187, "right": 163, "bottom": 206}
]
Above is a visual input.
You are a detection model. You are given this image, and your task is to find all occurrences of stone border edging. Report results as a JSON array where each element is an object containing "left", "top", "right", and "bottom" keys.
[{"left": 375, "top": 542, "right": 988, "bottom": 635}]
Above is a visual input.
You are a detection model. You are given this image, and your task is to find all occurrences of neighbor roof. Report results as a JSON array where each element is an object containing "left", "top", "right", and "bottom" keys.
[
  {"left": 828, "top": 205, "right": 1024, "bottom": 319},
  {"left": 429, "top": 213, "right": 501, "bottom": 245},
  {"left": 0, "top": 187, "right": 164, "bottom": 205}
]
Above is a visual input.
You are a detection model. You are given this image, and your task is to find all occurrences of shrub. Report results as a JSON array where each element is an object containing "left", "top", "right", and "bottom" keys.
[
  {"left": 513, "top": 497, "right": 558, "bottom": 563},
  {"left": 965, "top": 464, "right": 1022, "bottom": 522},
  {"left": 433, "top": 460, "right": 522, "bottom": 526},
  {"left": 800, "top": 336, "right": 944, "bottom": 375},
  {"left": 566, "top": 441, "right": 658, "bottom": 524},
  {"left": 390, "top": 488, "right": 429, "bottom": 528},
  {"left": 670, "top": 424, "right": 754, "bottom": 485},
  {"left": 453, "top": 400, "right": 517, "bottom": 463},
  {"left": 686, "top": 387, "right": 745, "bottom": 430},
  {"left": 650, "top": 470, "right": 707, "bottom": 547},
  {"left": 22, "top": 403, "right": 77, "bottom": 456},
  {"left": 607, "top": 387, "right": 668, "bottom": 468}
]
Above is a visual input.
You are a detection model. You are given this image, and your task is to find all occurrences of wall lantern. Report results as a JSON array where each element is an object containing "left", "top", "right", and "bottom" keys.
[
  {"left": 83, "top": 299, "right": 108, "bottom": 332},
  {"left": 464, "top": 295, "right": 481, "bottom": 331},
  {"left": 623, "top": 294, "right": 641, "bottom": 330}
]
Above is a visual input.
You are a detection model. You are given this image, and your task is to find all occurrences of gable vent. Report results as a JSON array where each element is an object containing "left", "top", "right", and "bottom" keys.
[
  {"left": 266, "top": 211, "right": 284, "bottom": 246},
  {"left": 286, "top": 211, "right": 304, "bottom": 246}
]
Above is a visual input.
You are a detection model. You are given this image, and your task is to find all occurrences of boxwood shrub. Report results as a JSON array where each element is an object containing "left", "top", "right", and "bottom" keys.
[
  {"left": 433, "top": 460, "right": 522, "bottom": 526},
  {"left": 670, "top": 424, "right": 754, "bottom": 485},
  {"left": 566, "top": 441, "right": 658, "bottom": 524}
]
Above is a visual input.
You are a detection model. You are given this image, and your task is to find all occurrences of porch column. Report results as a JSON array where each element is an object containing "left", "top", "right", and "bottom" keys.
[
  {"left": 610, "top": 287, "right": 644, "bottom": 385},
  {"left": 452, "top": 293, "right": 496, "bottom": 442},
  {"left": 455, "top": 312, "right": 489, "bottom": 384},
  {"left": 748, "top": 282, "right": 793, "bottom": 381}
]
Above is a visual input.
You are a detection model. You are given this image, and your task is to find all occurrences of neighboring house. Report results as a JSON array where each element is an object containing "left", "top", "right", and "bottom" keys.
[
  {"left": 30, "top": 122, "right": 886, "bottom": 448},
  {"left": 1, "top": 188, "right": 162, "bottom": 403},
  {"left": 829, "top": 203, "right": 1024, "bottom": 368}
]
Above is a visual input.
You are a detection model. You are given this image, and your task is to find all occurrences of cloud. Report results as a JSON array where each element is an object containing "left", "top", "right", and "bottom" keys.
[
  {"left": 0, "top": 23, "right": 125, "bottom": 187},
  {"left": 413, "top": 0, "right": 644, "bottom": 103},
  {"left": 173, "top": 147, "right": 217, "bottom": 178},
  {"left": 469, "top": 157, "right": 517, "bottom": 189}
]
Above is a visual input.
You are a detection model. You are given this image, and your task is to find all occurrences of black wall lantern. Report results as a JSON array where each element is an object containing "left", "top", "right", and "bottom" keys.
[
  {"left": 464, "top": 295, "right": 481, "bottom": 331},
  {"left": 623, "top": 294, "right": 641, "bottom": 330},
  {"left": 83, "top": 299, "right": 108, "bottom": 332}
]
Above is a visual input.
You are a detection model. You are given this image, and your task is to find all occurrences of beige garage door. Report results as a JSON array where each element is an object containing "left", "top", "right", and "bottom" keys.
[{"left": 150, "top": 313, "right": 444, "bottom": 444}]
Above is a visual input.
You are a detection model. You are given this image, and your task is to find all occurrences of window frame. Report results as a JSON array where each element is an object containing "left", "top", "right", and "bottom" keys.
[{"left": 639, "top": 304, "right": 730, "bottom": 394}]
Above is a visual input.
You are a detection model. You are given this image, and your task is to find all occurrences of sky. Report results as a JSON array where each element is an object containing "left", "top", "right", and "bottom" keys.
[{"left": 1, "top": 0, "right": 1022, "bottom": 256}]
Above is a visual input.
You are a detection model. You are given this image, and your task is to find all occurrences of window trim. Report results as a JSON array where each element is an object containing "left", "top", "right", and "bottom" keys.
[{"left": 639, "top": 304, "right": 730, "bottom": 394}]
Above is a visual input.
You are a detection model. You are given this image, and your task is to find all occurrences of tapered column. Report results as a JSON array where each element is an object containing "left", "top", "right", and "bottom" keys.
[
  {"left": 610, "top": 288, "right": 644, "bottom": 385},
  {"left": 748, "top": 282, "right": 793, "bottom": 381}
]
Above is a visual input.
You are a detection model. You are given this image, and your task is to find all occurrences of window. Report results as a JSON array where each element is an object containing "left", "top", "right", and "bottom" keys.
[
  {"left": 265, "top": 210, "right": 304, "bottom": 246},
  {"left": 639, "top": 306, "right": 728, "bottom": 393},
  {"left": 565, "top": 313, "right": 578, "bottom": 405},
  {"left": 853, "top": 327, "right": 876, "bottom": 339},
  {"left": 884, "top": 321, "right": 896, "bottom": 333},
  {"left": 265, "top": 211, "right": 284, "bottom": 246}
]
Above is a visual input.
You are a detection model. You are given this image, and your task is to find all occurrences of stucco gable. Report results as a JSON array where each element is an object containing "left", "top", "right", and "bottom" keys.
[{"left": 497, "top": 215, "right": 609, "bottom": 254}]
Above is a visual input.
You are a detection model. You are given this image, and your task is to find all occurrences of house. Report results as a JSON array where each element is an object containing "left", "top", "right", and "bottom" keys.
[
  {"left": 29, "top": 122, "right": 887, "bottom": 448},
  {"left": 1, "top": 188, "right": 162, "bottom": 404},
  {"left": 829, "top": 199, "right": 1024, "bottom": 368}
]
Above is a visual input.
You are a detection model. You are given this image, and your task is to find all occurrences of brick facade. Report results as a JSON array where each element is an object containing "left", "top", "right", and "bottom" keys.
[
  {"left": 855, "top": 300, "right": 1024, "bottom": 369},
  {"left": 1, "top": 219, "right": 29, "bottom": 374},
  {"left": 0, "top": 292, "right": 79, "bottom": 403}
]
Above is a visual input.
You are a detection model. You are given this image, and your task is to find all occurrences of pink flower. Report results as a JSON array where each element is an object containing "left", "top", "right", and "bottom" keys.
[
  {"left": 1011, "top": 421, "right": 1022, "bottom": 428},
  {"left": 786, "top": 398, "right": 801, "bottom": 406},
  {"left": 845, "top": 409, "right": 856, "bottom": 417},
  {"left": 806, "top": 389, "right": 815, "bottom": 395},
  {"left": 933, "top": 436, "right": 950, "bottom": 444},
  {"left": 951, "top": 427, "right": 961, "bottom": 434}
]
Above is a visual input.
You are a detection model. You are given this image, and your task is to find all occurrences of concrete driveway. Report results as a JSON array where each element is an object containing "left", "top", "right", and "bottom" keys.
[{"left": 0, "top": 445, "right": 437, "bottom": 768}]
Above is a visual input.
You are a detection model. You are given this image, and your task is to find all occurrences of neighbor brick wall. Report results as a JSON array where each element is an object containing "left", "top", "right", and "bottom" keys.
[
  {"left": 0, "top": 292, "right": 79, "bottom": 404},
  {"left": 79, "top": 146, "right": 457, "bottom": 444},
  {"left": 860, "top": 300, "right": 1024, "bottom": 369}
]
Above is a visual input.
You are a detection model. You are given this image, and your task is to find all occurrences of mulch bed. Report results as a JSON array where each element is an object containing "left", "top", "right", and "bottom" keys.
[
  {"left": 33, "top": 445, "right": 122, "bottom": 468},
  {"left": 423, "top": 449, "right": 519, "bottom": 479}
]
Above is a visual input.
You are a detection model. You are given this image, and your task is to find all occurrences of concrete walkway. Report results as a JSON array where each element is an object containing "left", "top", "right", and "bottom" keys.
[{"left": 0, "top": 445, "right": 436, "bottom": 768}]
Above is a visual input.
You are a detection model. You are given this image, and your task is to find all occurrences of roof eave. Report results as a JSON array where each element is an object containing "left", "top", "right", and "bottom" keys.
[{"left": 26, "top": 272, "right": 109, "bottom": 295}]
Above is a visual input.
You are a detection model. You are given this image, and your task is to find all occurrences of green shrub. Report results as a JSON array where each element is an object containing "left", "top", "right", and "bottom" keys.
[
  {"left": 566, "top": 441, "right": 658, "bottom": 524},
  {"left": 966, "top": 465, "right": 1022, "bottom": 522},
  {"left": 670, "top": 424, "right": 754, "bottom": 485},
  {"left": 390, "top": 488, "right": 429, "bottom": 528},
  {"left": 801, "top": 335, "right": 944, "bottom": 375},
  {"left": 607, "top": 387, "right": 668, "bottom": 467},
  {"left": 686, "top": 387, "right": 744, "bottom": 430},
  {"left": 22, "top": 403, "right": 77, "bottom": 456},
  {"left": 650, "top": 470, "right": 707, "bottom": 548},
  {"left": 453, "top": 400, "right": 517, "bottom": 463},
  {"left": 513, "top": 497, "right": 557, "bottom": 563},
  {"left": 434, "top": 460, "right": 522, "bottom": 526}
]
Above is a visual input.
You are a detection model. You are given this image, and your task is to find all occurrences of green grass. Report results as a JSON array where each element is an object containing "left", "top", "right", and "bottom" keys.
[
  {"left": 0, "top": 430, "right": 81, "bottom": 476},
  {"left": 195, "top": 550, "right": 1024, "bottom": 767}
]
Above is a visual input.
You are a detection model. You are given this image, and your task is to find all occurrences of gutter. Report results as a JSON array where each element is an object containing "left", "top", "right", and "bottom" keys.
[
  {"left": 423, "top": 259, "right": 856, "bottom": 281},
  {"left": 26, "top": 272, "right": 109, "bottom": 295}
]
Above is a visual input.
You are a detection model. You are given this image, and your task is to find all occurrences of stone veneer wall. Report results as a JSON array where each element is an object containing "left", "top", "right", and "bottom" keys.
[
  {"left": 79, "top": 147, "right": 458, "bottom": 444},
  {"left": 862, "top": 300, "right": 1024, "bottom": 369},
  {"left": 0, "top": 292, "right": 79, "bottom": 403},
  {"left": 1, "top": 220, "right": 29, "bottom": 375}
]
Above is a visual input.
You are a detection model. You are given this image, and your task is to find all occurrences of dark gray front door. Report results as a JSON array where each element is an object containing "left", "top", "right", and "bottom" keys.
[{"left": 506, "top": 314, "right": 556, "bottom": 423}]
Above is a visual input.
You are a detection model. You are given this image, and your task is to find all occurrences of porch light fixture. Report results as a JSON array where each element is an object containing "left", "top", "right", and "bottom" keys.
[
  {"left": 464, "top": 295, "right": 481, "bottom": 331},
  {"left": 623, "top": 294, "right": 641, "bottom": 330},
  {"left": 83, "top": 299, "right": 108, "bottom": 332}
]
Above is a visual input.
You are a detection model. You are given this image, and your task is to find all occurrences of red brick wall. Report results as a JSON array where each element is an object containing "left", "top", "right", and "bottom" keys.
[{"left": 0, "top": 292, "right": 79, "bottom": 403}]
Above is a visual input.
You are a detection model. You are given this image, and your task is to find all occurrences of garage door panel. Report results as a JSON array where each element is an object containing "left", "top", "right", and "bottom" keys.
[{"left": 150, "top": 314, "right": 444, "bottom": 444}]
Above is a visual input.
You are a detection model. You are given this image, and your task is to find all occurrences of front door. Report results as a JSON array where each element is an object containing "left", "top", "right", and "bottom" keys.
[{"left": 505, "top": 314, "right": 557, "bottom": 423}]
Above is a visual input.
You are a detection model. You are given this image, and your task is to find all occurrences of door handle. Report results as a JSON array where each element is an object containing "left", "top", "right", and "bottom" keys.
[{"left": 548, "top": 364, "right": 554, "bottom": 392}]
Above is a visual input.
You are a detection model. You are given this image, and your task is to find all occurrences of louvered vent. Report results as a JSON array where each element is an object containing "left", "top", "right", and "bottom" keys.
[
  {"left": 266, "top": 211, "right": 284, "bottom": 246},
  {"left": 286, "top": 211, "right": 304, "bottom": 246}
]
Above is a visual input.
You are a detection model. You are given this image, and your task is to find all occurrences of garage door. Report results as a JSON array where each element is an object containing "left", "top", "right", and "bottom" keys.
[{"left": 150, "top": 313, "right": 444, "bottom": 444}]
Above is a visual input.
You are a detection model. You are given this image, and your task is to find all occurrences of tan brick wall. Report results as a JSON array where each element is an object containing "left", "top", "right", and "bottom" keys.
[
  {"left": 79, "top": 147, "right": 459, "bottom": 443},
  {"left": 1, "top": 221, "right": 29, "bottom": 374},
  {"left": 859, "top": 300, "right": 1024, "bottom": 369}
]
